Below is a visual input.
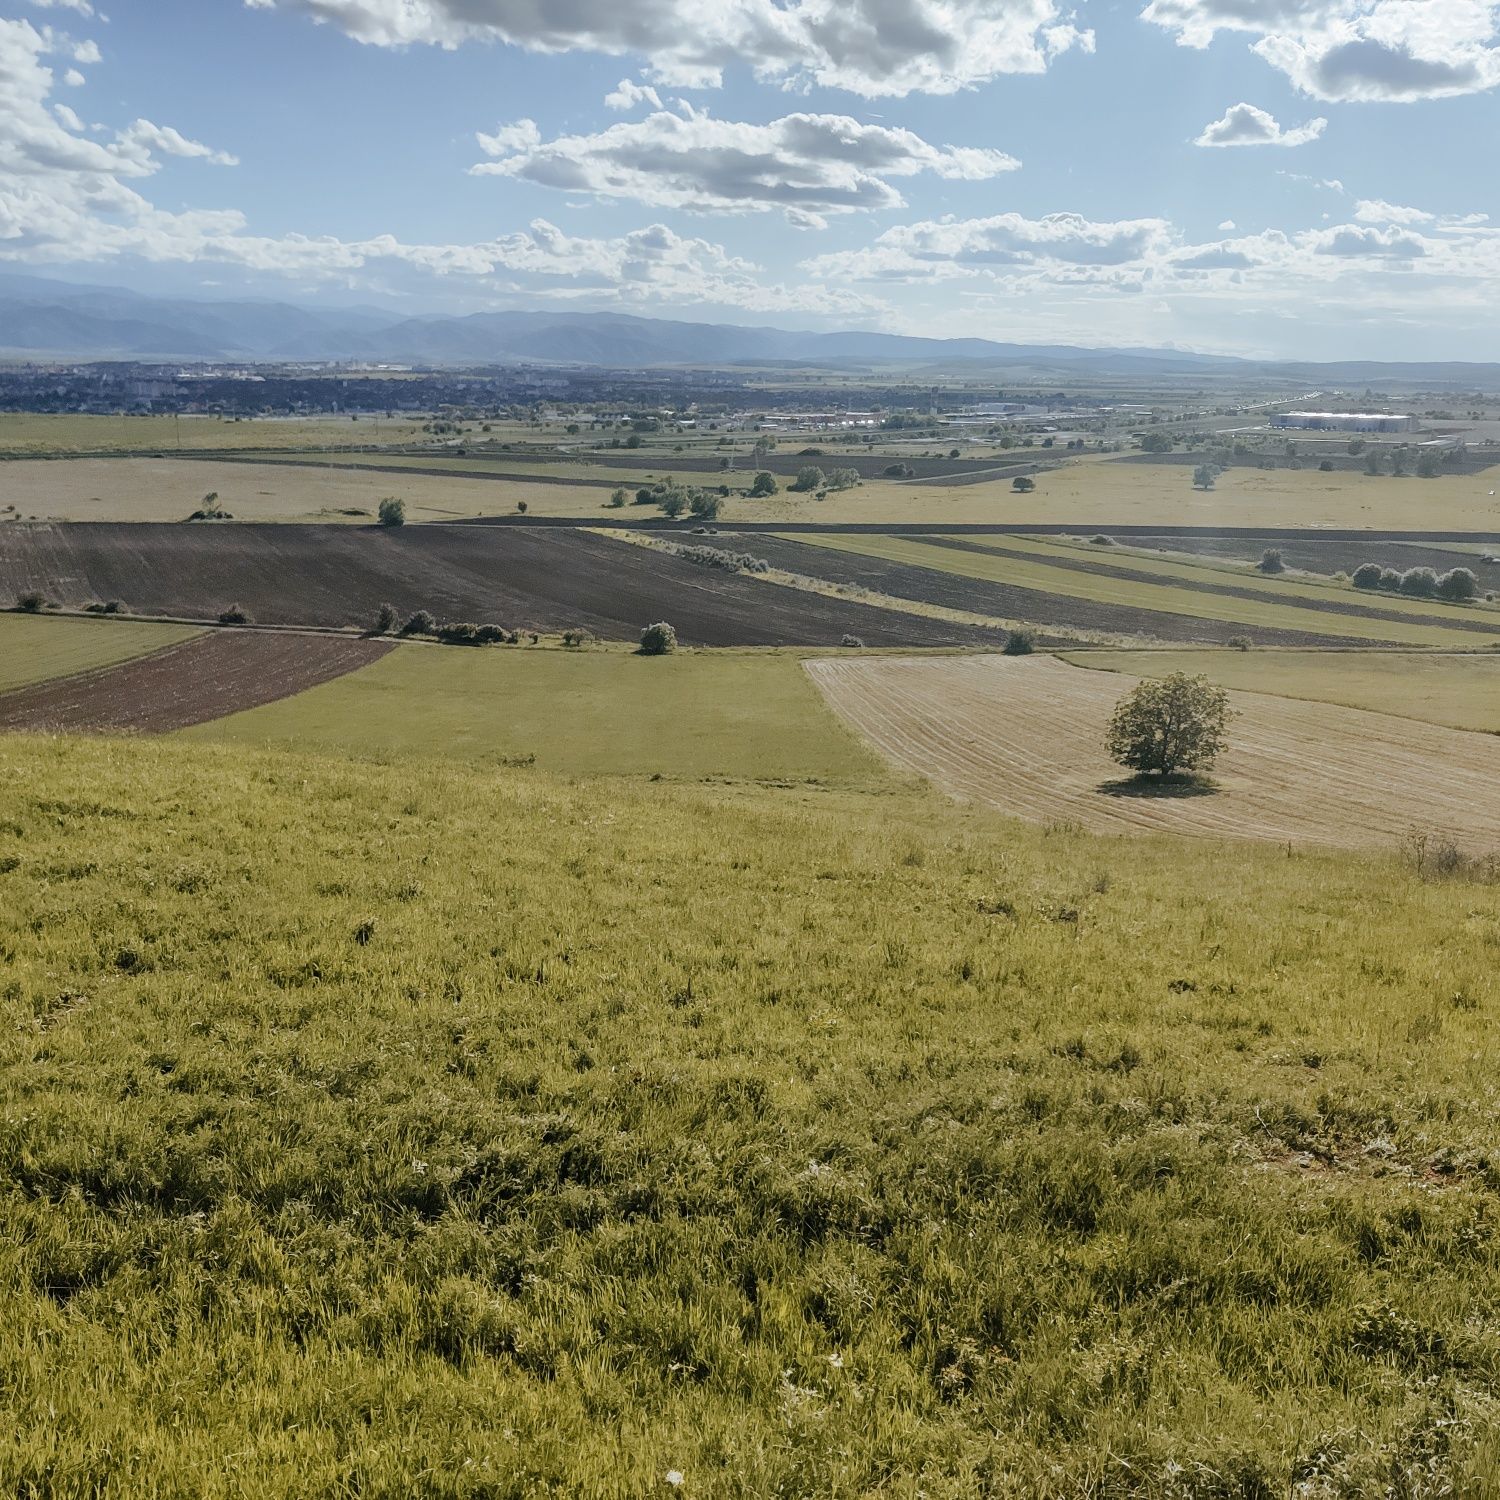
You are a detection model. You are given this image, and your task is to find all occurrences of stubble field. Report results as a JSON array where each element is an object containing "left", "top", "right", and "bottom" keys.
[{"left": 806, "top": 653, "right": 1500, "bottom": 852}]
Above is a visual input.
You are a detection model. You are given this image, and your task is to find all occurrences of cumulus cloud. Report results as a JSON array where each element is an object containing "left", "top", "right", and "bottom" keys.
[
  {"left": 25, "top": 0, "right": 96, "bottom": 11},
  {"left": 471, "top": 107, "right": 1018, "bottom": 225},
  {"left": 1313, "top": 223, "right": 1429, "bottom": 257},
  {"left": 604, "top": 77, "right": 661, "bottom": 110},
  {"left": 1144, "top": 0, "right": 1500, "bottom": 102},
  {"left": 245, "top": 0, "right": 1093, "bottom": 97},
  {"left": 1194, "top": 102, "right": 1325, "bottom": 146}
]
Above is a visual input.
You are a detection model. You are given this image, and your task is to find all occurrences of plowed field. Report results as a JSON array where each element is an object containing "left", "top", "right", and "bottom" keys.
[
  {"left": 0, "top": 631, "right": 392, "bottom": 734},
  {"left": 0, "top": 523, "right": 1004, "bottom": 647},
  {"left": 805, "top": 654, "right": 1500, "bottom": 852}
]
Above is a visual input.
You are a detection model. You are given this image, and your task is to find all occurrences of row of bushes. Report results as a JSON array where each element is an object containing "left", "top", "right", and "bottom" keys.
[
  {"left": 1351, "top": 563, "right": 1480, "bottom": 601},
  {"left": 665, "top": 544, "right": 770, "bottom": 574}
]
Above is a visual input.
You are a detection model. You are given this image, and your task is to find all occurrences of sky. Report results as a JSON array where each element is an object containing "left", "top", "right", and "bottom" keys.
[{"left": 2, "top": 0, "right": 1500, "bottom": 359}]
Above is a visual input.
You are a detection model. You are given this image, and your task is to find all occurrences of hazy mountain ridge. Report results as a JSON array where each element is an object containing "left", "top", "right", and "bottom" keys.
[{"left": 3, "top": 273, "right": 1499, "bottom": 385}]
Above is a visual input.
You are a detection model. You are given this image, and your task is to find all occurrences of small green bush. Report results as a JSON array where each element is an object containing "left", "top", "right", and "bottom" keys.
[
  {"left": 373, "top": 602, "right": 398, "bottom": 634},
  {"left": 1351, "top": 563, "right": 1383, "bottom": 590},
  {"left": 218, "top": 604, "right": 249, "bottom": 625},
  {"left": 1002, "top": 628, "right": 1036, "bottom": 656},
  {"left": 377, "top": 497, "right": 406, "bottom": 528},
  {"left": 400, "top": 610, "right": 437, "bottom": 636},
  {"left": 1257, "top": 548, "right": 1284, "bottom": 574},
  {"left": 16, "top": 591, "right": 48, "bottom": 613},
  {"left": 1436, "top": 567, "right": 1478, "bottom": 602}
]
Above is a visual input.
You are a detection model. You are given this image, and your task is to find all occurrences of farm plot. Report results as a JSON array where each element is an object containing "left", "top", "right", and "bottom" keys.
[
  {"left": 0, "top": 523, "right": 1007, "bottom": 647},
  {"left": 790, "top": 533, "right": 1500, "bottom": 648},
  {"left": 742, "top": 534, "right": 1370, "bottom": 647},
  {"left": 0, "top": 613, "right": 201, "bottom": 692},
  {"left": 1114, "top": 533, "right": 1500, "bottom": 584},
  {"left": 805, "top": 654, "right": 1500, "bottom": 852},
  {"left": 0, "top": 631, "right": 392, "bottom": 734}
]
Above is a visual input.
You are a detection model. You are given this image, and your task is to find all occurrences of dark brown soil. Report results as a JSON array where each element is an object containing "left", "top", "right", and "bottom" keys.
[
  {"left": 0, "top": 631, "right": 392, "bottom": 733},
  {"left": 0, "top": 523, "right": 1009, "bottom": 648}
]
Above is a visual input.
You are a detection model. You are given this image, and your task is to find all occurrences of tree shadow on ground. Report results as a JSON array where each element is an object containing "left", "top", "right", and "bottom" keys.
[{"left": 1098, "top": 774, "right": 1220, "bottom": 799}]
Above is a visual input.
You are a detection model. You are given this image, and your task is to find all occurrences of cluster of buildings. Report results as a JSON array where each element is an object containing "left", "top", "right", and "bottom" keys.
[{"left": 1270, "top": 411, "right": 1415, "bottom": 433}]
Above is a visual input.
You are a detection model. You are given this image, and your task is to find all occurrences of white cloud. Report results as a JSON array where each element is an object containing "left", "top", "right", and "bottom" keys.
[
  {"left": 604, "top": 78, "right": 661, "bottom": 111},
  {"left": 1194, "top": 102, "right": 1325, "bottom": 147},
  {"left": 245, "top": 0, "right": 1094, "bottom": 97},
  {"left": 1312, "top": 223, "right": 1428, "bottom": 257},
  {"left": 1144, "top": 0, "right": 1500, "bottom": 103},
  {"left": 1218, "top": 218, "right": 1236, "bottom": 230},
  {"left": 471, "top": 107, "right": 1018, "bottom": 226},
  {"left": 119, "top": 119, "right": 239, "bottom": 166},
  {"left": 25, "top": 0, "right": 95, "bottom": 12},
  {"left": 62, "top": 66, "right": 83, "bottom": 84}
]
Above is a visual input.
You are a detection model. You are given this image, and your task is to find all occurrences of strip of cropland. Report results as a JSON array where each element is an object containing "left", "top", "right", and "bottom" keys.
[
  {"left": 0, "top": 632, "right": 392, "bottom": 734},
  {"left": 0, "top": 613, "right": 201, "bottom": 692},
  {"left": 937, "top": 534, "right": 1500, "bottom": 633},
  {"left": 805, "top": 653, "right": 1500, "bottom": 852},
  {"left": 0, "top": 523, "right": 1007, "bottom": 647},
  {"left": 184, "top": 647, "right": 888, "bottom": 783},
  {"left": 785, "top": 533, "right": 1500, "bottom": 647},
  {"left": 1063, "top": 648, "right": 1500, "bottom": 734},
  {"left": 737, "top": 533, "right": 1376, "bottom": 646}
]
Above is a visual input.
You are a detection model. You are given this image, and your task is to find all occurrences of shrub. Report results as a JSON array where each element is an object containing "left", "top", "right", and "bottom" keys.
[
  {"left": 668, "top": 544, "right": 768, "bottom": 574},
  {"left": 218, "top": 604, "right": 249, "bottom": 625},
  {"left": 790, "top": 466, "right": 825, "bottom": 493},
  {"left": 1351, "top": 563, "right": 1383, "bottom": 590},
  {"left": 688, "top": 491, "right": 721, "bottom": 521},
  {"left": 1318, "top": 459, "right": 1335, "bottom": 471},
  {"left": 749, "top": 471, "right": 778, "bottom": 497},
  {"left": 1436, "top": 567, "right": 1478, "bottom": 602},
  {"left": 436, "top": 621, "right": 481, "bottom": 645},
  {"left": 377, "top": 496, "right": 406, "bottom": 528},
  {"left": 1192, "top": 463, "right": 1218, "bottom": 490},
  {"left": 882, "top": 463, "right": 914, "bottom": 478},
  {"left": 639, "top": 621, "right": 677, "bottom": 655},
  {"left": 1257, "top": 548, "right": 1284, "bottom": 574},
  {"left": 561, "top": 628, "right": 596, "bottom": 648},
  {"left": 516, "top": 500, "right": 528, "bottom": 514},
  {"left": 1106, "top": 672, "right": 1232, "bottom": 778},
  {"left": 1226, "top": 636, "right": 1252, "bottom": 650},
  {"left": 16, "top": 591, "right": 48, "bottom": 613},
  {"left": 1378, "top": 568, "right": 1402, "bottom": 591},
  {"left": 474, "top": 624, "right": 512, "bottom": 644},
  {"left": 840, "top": 634, "right": 865, "bottom": 648},
  {"left": 1089, "top": 534, "right": 1114, "bottom": 546},
  {"left": 608, "top": 487, "right": 627, "bottom": 508},
  {"left": 373, "top": 602, "right": 398, "bottom": 634},
  {"left": 1398, "top": 567, "right": 1438, "bottom": 598},
  {"left": 827, "top": 468, "right": 861, "bottom": 491},
  {"left": 659, "top": 492, "right": 687, "bottom": 519},
  {"left": 400, "top": 610, "right": 437, "bottom": 636},
  {"left": 634, "top": 488, "right": 655, "bottom": 506},
  {"left": 1002, "top": 628, "right": 1036, "bottom": 656}
]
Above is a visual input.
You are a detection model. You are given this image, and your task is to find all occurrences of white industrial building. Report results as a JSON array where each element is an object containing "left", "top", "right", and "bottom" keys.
[{"left": 1270, "top": 411, "right": 1415, "bottom": 433}]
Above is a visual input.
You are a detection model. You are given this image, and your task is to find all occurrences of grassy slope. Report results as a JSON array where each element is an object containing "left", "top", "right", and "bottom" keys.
[
  {"left": 0, "top": 613, "right": 201, "bottom": 691},
  {"left": 182, "top": 646, "right": 887, "bottom": 783},
  {"left": 789, "top": 533, "right": 1500, "bottom": 648},
  {"left": 1064, "top": 648, "right": 1500, "bottom": 733},
  {"left": 2, "top": 735, "right": 1498, "bottom": 1494}
]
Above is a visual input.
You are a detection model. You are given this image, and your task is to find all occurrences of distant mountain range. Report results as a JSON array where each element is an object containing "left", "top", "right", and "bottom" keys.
[{"left": 3, "top": 272, "right": 1500, "bottom": 387}]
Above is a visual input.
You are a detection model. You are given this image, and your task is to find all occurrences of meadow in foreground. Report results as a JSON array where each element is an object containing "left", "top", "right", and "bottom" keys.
[{"left": 2, "top": 735, "right": 1498, "bottom": 1496}]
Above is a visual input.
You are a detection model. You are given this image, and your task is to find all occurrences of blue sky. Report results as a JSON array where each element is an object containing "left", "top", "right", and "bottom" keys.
[{"left": 4, "top": 0, "right": 1500, "bottom": 358}]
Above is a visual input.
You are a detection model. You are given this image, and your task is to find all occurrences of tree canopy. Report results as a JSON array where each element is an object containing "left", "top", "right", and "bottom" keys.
[{"left": 1105, "top": 673, "right": 1232, "bottom": 779}]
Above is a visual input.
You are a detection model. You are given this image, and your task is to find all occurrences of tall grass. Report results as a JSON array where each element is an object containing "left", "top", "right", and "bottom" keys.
[{"left": 0, "top": 734, "right": 1497, "bottom": 1495}]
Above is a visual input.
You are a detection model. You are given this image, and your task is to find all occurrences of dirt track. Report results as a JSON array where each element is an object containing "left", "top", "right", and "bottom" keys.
[
  {"left": 0, "top": 631, "right": 392, "bottom": 734},
  {"left": 0, "top": 523, "right": 1005, "bottom": 647},
  {"left": 805, "top": 654, "right": 1500, "bottom": 852}
]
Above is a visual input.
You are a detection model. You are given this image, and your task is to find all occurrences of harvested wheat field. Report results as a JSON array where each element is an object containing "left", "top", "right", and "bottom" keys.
[
  {"left": 806, "top": 653, "right": 1500, "bottom": 852},
  {"left": 0, "top": 630, "right": 392, "bottom": 734}
]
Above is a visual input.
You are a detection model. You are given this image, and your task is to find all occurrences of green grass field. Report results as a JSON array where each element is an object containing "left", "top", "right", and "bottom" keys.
[
  {"left": 789, "top": 533, "right": 1500, "bottom": 648},
  {"left": 182, "top": 645, "right": 886, "bottom": 783},
  {"left": 1065, "top": 647, "right": 1500, "bottom": 733},
  {"left": 2, "top": 733, "right": 1498, "bottom": 1494},
  {"left": 0, "top": 613, "right": 200, "bottom": 691}
]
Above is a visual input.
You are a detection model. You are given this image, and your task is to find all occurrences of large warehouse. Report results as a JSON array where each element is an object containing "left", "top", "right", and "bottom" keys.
[{"left": 1270, "top": 411, "right": 1415, "bottom": 432}]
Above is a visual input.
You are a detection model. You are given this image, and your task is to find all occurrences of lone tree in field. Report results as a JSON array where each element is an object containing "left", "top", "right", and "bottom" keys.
[
  {"left": 1192, "top": 463, "right": 1219, "bottom": 490},
  {"left": 1105, "top": 672, "right": 1232, "bottom": 779},
  {"left": 749, "top": 471, "right": 778, "bottom": 497},
  {"left": 639, "top": 621, "right": 677, "bottom": 655},
  {"left": 377, "top": 496, "right": 406, "bottom": 528},
  {"left": 1011, "top": 475, "right": 1035, "bottom": 493},
  {"left": 790, "top": 465, "right": 824, "bottom": 493}
]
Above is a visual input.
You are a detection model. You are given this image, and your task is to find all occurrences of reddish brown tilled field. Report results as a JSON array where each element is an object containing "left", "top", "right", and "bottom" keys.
[
  {"left": 0, "top": 523, "right": 1007, "bottom": 647},
  {"left": 0, "top": 631, "right": 393, "bottom": 734}
]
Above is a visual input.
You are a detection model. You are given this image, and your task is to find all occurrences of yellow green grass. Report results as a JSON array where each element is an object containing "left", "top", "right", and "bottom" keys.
[
  {"left": 2, "top": 733, "right": 1499, "bottom": 1493},
  {"left": 787, "top": 533, "right": 1500, "bottom": 648},
  {"left": 0, "top": 613, "right": 200, "bottom": 692},
  {"left": 1064, "top": 647, "right": 1500, "bottom": 733},
  {"left": 182, "top": 645, "right": 886, "bottom": 783}
]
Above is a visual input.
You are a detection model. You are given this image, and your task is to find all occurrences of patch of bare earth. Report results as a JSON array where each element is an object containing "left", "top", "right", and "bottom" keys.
[
  {"left": 0, "top": 631, "right": 391, "bottom": 734},
  {"left": 805, "top": 654, "right": 1500, "bottom": 852}
]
